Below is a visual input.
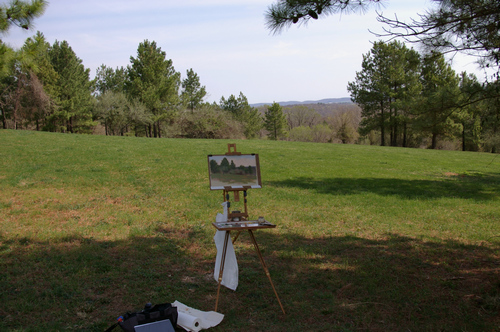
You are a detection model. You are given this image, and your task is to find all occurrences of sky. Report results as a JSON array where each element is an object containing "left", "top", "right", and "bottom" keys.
[{"left": 1, "top": 0, "right": 488, "bottom": 104}]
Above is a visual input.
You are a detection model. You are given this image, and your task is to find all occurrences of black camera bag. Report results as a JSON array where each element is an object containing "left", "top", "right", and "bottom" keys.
[{"left": 105, "top": 302, "right": 178, "bottom": 332}]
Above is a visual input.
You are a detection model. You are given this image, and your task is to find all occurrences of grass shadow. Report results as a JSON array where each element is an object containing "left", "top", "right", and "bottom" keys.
[
  {"left": 1, "top": 229, "right": 499, "bottom": 331},
  {"left": 0, "top": 227, "right": 216, "bottom": 331},
  {"left": 241, "top": 231, "right": 500, "bottom": 331},
  {"left": 268, "top": 173, "right": 500, "bottom": 200}
]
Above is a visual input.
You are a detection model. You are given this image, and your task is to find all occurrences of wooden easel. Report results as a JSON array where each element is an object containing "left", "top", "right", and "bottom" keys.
[
  {"left": 223, "top": 144, "right": 248, "bottom": 222},
  {"left": 212, "top": 144, "right": 285, "bottom": 315}
]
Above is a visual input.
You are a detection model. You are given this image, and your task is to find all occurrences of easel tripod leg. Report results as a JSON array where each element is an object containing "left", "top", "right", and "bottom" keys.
[
  {"left": 215, "top": 231, "right": 230, "bottom": 312},
  {"left": 248, "top": 230, "right": 286, "bottom": 315}
]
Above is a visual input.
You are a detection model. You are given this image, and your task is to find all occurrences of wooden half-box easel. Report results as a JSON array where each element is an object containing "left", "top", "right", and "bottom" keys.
[{"left": 209, "top": 144, "right": 285, "bottom": 315}]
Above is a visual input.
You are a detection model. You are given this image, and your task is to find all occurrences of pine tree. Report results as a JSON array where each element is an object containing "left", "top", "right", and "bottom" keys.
[
  {"left": 348, "top": 41, "right": 421, "bottom": 147},
  {"left": 126, "top": 40, "right": 180, "bottom": 138},
  {"left": 181, "top": 68, "right": 206, "bottom": 112},
  {"left": 219, "top": 92, "right": 262, "bottom": 138},
  {"left": 48, "top": 40, "right": 94, "bottom": 133},
  {"left": 0, "top": 42, "right": 14, "bottom": 128},
  {"left": 264, "top": 102, "right": 287, "bottom": 140},
  {"left": 0, "top": 0, "right": 47, "bottom": 33},
  {"left": 416, "top": 53, "right": 460, "bottom": 149},
  {"left": 265, "top": 0, "right": 378, "bottom": 34},
  {"left": 20, "top": 32, "right": 58, "bottom": 130},
  {"left": 94, "top": 64, "right": 126, "bottom": 95},
  {"left": 0, "top": 0, "right": 47, "bottom": 129}
]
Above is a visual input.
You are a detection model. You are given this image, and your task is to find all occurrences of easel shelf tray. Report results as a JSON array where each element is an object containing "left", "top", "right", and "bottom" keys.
[{"left": 212, "top": 221, "right": 276, "bottom": 231}]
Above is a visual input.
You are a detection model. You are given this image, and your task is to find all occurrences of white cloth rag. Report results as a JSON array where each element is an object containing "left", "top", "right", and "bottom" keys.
[{"left": 213, "top": 202, "right": 238, "bottom": 290}]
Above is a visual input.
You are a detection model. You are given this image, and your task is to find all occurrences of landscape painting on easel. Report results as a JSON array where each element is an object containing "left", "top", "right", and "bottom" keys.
[{"left": 208, "top": 154, "right": 262, "bottom": 190}]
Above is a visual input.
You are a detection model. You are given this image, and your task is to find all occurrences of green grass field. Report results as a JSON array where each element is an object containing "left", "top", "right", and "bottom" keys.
[{"left": 1, "top": 129, "right": 499, "bottom": 331}]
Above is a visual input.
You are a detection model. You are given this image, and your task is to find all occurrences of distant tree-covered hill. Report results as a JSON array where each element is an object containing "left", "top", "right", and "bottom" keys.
[{"left": 251, "top": 97, "right": 352, "bottom": 108}]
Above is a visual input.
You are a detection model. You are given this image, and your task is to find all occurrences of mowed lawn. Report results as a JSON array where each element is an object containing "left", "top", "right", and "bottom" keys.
[{"left": 0, "top": 129, "right": 499, "bottom": 331}]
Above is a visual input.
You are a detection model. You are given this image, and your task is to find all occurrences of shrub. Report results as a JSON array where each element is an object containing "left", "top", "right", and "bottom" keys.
[
  {"left": 288, "top": 126, "right": 313, "bottom": 142},
  {"left": 175, "top": 106, "right": 244, "bottom": 139}
]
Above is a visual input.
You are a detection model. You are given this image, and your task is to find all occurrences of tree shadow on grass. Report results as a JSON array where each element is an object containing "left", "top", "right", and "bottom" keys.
[
  {"left": 0, "top": 227, "right": 217, "bottom": 331},
  {"left": 268, "top": 173, "right": 500, "bottom": 200},
  {"left": 239, "top": 231, "right": 500, "bottom": 331},
  {"left": 1, "top": 228, "right": 499, "bottom": 331}
]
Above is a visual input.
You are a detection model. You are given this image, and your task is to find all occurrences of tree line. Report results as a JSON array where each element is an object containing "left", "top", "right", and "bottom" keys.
[
  {"left": 265, "top": 0, "right": 500, "bottom": 153},
  {"left": 0, "top": 33, "right": 245, "bottom": 138},
  {"left": 0, "top": 27, "right": 357, "bottom": 143},
  {"left": 5, "top": 29, "right": 496, "bottom": 151},
  {"left": 1, "top": 0, "right": 499, "bottom": 152},
  {"left": 348, "top": 41, "right": 499, "bottom": 152}
]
